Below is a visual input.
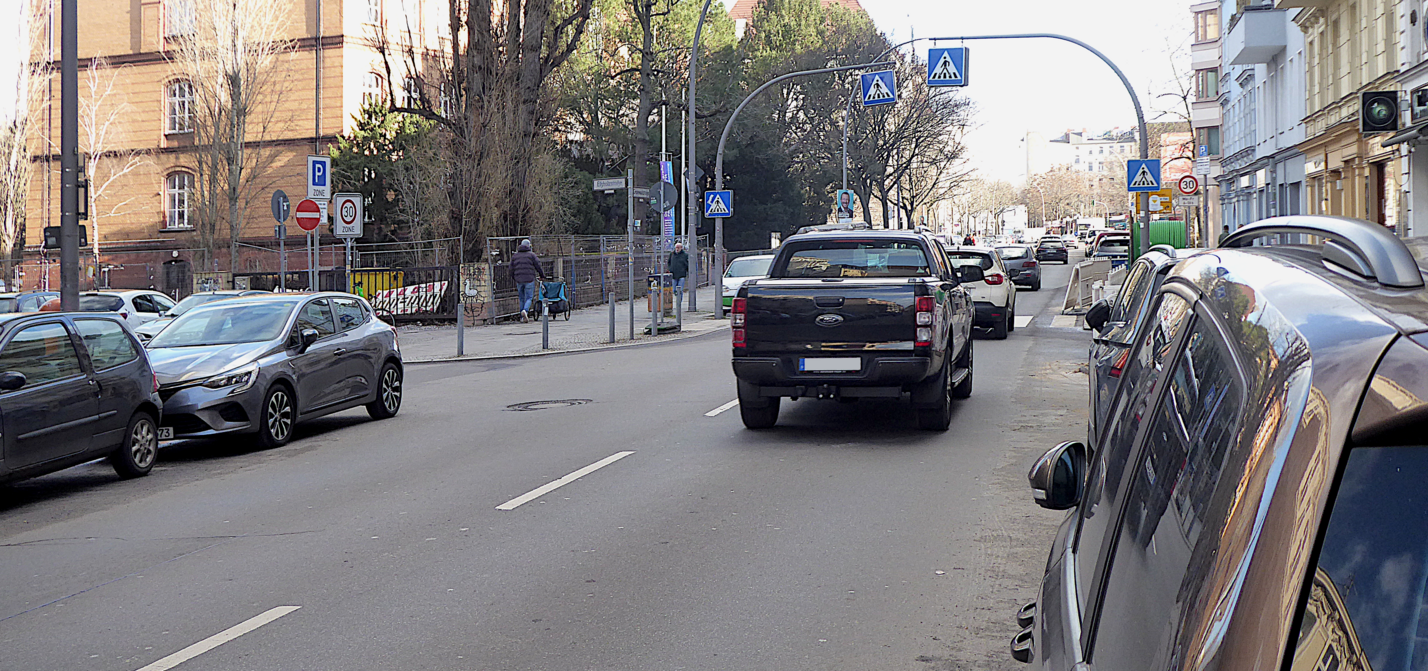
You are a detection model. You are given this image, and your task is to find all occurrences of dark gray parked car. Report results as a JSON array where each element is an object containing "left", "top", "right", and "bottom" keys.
[
  {"left": 1015, "top": 216, "right": 1428, "bottom": 670},
  {"left": 146, "top": 292, "right": 403, "bottom": 448},
  {"left": 0, "top": 313, "right": 161, "bottom": 484}
]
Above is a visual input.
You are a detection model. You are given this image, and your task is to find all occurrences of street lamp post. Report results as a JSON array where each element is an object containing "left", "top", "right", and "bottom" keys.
[{"left": 685, "top": 0, "right": 716, "bottom": 313}]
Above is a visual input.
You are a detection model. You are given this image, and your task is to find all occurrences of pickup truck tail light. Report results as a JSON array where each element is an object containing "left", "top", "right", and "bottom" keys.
[
  {"left": 1108, "top": 348, "right": 1131, "bottom": 378},
  {"left": 984, "top": 273, "right": 1005, "bottom": 285},
  {"left": 915, "top": 296, "right": 935, "bottom": 346},
  {"left": 731, "top": 297, "right": 746, "bottom": 348}
]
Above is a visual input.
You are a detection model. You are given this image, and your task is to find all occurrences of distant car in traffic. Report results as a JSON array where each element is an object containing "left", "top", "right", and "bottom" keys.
[
  {"left": 0, "top": 312, "right": 161, "bottom": 485},
  {"left": 146, "top": 292, "right": 403, "bottom": 449},
  {"left": 722, "top": 255, "right": 774, "bottom": 308},
  {"left": 995, "top": 245, "right": 1041, "bottom": 291},
  {"left": 1035, "top": 238, "right": 1069, "bottom": 264},
  {"left": 133, "top": 290, "right": 269, "bottom": 342},
  {"left": 1089, "top": 233, "right": 1131, "bottom": 267}
]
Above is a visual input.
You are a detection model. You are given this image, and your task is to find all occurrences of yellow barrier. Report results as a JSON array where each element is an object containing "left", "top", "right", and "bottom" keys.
[{"left": 350, "top": 269, "right": 405, "bottom": 297}]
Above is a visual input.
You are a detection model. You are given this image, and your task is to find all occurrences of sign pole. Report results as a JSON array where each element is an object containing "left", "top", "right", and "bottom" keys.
[{"left": 627, "top": 167, "right": 635, "bottom": 341}]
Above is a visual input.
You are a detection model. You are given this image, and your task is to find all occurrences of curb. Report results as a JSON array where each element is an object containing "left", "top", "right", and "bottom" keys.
[{"left": 404, "top": 319, "right": 727, "bottom": 364}]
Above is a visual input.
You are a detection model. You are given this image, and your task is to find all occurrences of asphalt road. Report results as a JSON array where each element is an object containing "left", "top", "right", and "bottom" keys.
[{"left": 0, "top": 260, "right": 1091, "bottom": 671}]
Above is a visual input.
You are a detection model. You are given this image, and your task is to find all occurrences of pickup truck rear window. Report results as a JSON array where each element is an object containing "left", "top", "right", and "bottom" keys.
[{"left": 774, "top": 240, "right": 931, "bottom": 278}]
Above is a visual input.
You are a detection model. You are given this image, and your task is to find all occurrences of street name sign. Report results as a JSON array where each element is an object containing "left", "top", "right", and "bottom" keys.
[
  {"left": 1127, "top": 159, "right": 1162, "bottom": 192},
  {"left": 860, "top": 70, "right": 897, "bottom": 107},
  {"left": 307, "top": 156, "right": 332, "bottom": 200},
  {"left": 295, "top": 198, "right": 322, "bottom": 231},
  {"left": 333, "top": 193, "right": 364, "bottom": 238},
  {"left": 593, "top": 177, "right": 626, "bottom": 192},
  {"left": 927, "top": 47, "right": 968, "bottom": 86},
  {"left": 704, "top": 190, "right": 733, "bottom": 218}
]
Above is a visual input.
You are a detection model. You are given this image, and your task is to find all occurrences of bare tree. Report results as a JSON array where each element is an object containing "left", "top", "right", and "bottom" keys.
[
  {"left": 0, "top": 0, "right": 51, "bottom": 288},
  {"left": 171, "top": 0, "right": 288, "bottom": 271},
  {"left": 81, "top": 57, "right": 147, "bottom": 274}
]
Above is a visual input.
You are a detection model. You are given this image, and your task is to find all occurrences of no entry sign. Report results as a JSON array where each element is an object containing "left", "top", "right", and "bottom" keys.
[{"left": 295, "top": 198, "right": 322, "bottom": 232}]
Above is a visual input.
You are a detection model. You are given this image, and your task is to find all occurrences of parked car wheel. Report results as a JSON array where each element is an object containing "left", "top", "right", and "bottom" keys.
[
  {"left": 951, "top": 339, "right": 973, "bottom": 399},
  {"left": 915, "top": 358, "right": 953, "bottom": 431},
  {"left": 110, "top": 411, "right": 158, "bottom": 479},
  {"left": 367, "top": 362, "right": 403, "bottom": 420},
  {"left": 1008, "top": 304, "right": 1016, "bottom": 332},
  {"left": 992, "top": 309, "right": 1010, "bottom": 339},
  {"left": 258, "top": 383, "right": 295, "bottom": 449},
  {"left": 1031, "top": 278, "right": 1042, "bottom": 291},
  {"left": 737, "top": 379, "right": 779, "bottom": 429}
]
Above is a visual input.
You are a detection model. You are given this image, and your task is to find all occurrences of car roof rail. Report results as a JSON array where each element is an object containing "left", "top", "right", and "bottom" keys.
[
  {"left": 1221, "top": 215, "right": 1425, "bottom": 289},
  {"left": 1147, "top": 244, "right": 1178, "bottom": 258}
]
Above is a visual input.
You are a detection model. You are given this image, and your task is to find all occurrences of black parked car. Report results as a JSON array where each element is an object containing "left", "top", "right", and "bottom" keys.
[
  {"left": 1035, "top": 238, "right": 1069, "bottom": 264},
  {"left": 1015, "top": 216, "right": 1428, "bottom": 671},
  {"left": 0, "top": 313, "right": 161, "bottom": 484}
]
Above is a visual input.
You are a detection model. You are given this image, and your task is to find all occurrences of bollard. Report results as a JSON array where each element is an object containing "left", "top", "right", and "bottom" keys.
[
  {"left": 650, "top": 277, "right": 658, "bottom": 337},
  {"left": 456, "top": 299, "right": 465, "bottom": 357},
  {"left": 675, "top": 287, "right": 683, "bottom": 328},
  {"left": 542, "top": 300, "right": 550, "bottom": 349},
  {"left": 608, "top": 291, "right": 616, "bottom": 343}
]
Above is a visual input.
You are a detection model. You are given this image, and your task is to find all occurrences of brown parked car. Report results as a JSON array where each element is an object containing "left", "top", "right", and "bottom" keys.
[{"left": 1016, "top": 216, "right": 1428, "bottom": 671}]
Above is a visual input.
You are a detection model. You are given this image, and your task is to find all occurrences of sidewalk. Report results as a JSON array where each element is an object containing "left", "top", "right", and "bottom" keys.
[{"left": 398, "top": 285, "right": 726, "bottom": 363}]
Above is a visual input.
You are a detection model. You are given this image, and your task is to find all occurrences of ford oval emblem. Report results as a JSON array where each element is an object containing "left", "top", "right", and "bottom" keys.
[{"left": 815, "top": 313, "right": 844, "bottom": 327}]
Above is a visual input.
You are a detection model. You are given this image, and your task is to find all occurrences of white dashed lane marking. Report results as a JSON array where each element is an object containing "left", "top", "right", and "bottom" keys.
[
  {"left": 705, "top": 399, "right": 739, "bottom": 417},
  {"left": 136, "top": 606, "right": 301, "bottom": 671},
  {"left": 496, "top": 451, "right": 635, "bottom": 511}
]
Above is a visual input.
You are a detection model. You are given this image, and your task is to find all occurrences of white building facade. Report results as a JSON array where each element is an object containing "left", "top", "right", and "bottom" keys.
[
  {"left": 1387, "top": 0, "right": 1428, "bottom": 237},
  {"left": 1192, "top": 1, "right": 1225, "bottom": 240},
  {"left": 1218, "top": 1, "right": 1308, "bottom": 231}
]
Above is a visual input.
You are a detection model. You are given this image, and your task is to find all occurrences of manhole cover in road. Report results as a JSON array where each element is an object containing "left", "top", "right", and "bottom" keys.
[{"left": 505, "top": 399, "right": 593, "bottom": 411}]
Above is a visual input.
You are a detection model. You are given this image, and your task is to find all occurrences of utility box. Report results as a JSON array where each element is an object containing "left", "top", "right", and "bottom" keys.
[{"left": 647, "top": 273, "right": 674, "bottom": 314}]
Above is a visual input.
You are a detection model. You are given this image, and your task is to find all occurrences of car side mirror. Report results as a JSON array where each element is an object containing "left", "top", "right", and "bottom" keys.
[
  {"left": 1085, "top": 299, "right": 1112, "bottom": 333},
  {"left": 299, "top": 328, "right": 320, "bottom": 351},
  {"left": 956, "top": 265, "right": 985, "bottom": 283},
  {"left": 0, "top": 371, "right": 26, "bottom": 391},
  {"left": 1028, "top": 441, "right": 1087, "bottom": 510}
]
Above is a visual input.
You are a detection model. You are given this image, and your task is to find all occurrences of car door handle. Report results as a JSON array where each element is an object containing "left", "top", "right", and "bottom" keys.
[
  {"left": 88, "top": 379, "right": 101, "bottom": 397},
  {"left": 333, "top": 348, "right": 348, "bottom": 356}
]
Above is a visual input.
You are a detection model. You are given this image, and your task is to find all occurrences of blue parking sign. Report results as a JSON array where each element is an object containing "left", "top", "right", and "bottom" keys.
[{"left": 307, "top": 155, "right": 332, "bottom": 200}]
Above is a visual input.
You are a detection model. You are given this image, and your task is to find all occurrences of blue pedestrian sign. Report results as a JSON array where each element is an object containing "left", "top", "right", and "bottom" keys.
[
  {"left": 1126, "top": 159, "right": 1162, "bottom": 193},
  {"left": 307, "top": 155, "right": 332, "bottom": 200},
  {"left": 927, "top": 47, "right": 968, "bottom": 87},
  {"left": 860, "top": 70, "right": 896, "bottom": 107},
  {"left": 704, "top": 190, "right": 733, "bottom": 218}
]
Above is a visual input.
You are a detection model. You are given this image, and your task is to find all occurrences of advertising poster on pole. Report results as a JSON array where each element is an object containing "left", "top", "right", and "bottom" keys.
[
  {"left": 834, "top": 190, "right": 858, "bottom": 223},
  {"left": 659, "top": 161, "right": 676, "bottom": 245}
]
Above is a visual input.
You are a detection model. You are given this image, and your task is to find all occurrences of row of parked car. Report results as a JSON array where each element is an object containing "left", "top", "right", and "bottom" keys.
[
  {"left": 0, "top": 290, "right": 404, "bottom": 487},
  {"left": 1014, "top": 215, "right": 1428, "bottom": 671}
]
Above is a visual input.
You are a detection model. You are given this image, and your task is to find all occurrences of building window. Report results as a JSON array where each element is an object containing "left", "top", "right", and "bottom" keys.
[
  {"left": 165, "top": 0, "right": 195, "bottom": 37},
  {"left": 362, "top": 72, "right": 384, "bottom": 104},
  {"left": 1195, "top": 9, "right": 1220, "bottom": 42},
  {"left": 166, "top": 80, "right": 194, "bottom": 133},
  {"left": 1196, "top": 127, "right": 1221, "bottom": 156},
  {"left": 402, "top": 76, "right": 419, "bottom": 108},
  {"left": 165, "top": 173, "right": 194, "bottom": 229},
  {"left": 366, "top": 0, "right": 381, "bottom": 23},
  {"left": 1196, "top": 68, "right": 1220, "bottom": 99}
]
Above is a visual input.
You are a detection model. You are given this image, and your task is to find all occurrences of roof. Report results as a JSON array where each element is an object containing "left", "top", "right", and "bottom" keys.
[{"left": 728, "top": 0, "right": 864, "bottom": 21}]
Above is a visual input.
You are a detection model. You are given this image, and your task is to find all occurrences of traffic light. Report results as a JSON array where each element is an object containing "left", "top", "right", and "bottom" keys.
[{"left": 1361, "top": 90, "right": 1400, "bottom": 134}]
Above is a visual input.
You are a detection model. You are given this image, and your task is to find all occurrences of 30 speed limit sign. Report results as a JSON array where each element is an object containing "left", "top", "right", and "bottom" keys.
[
  {"left": 332, "top": 193, "right": 363, "bottom": 238},
  {"left": 1176, "top": 174, "right": 1200, "bottom": 196}
]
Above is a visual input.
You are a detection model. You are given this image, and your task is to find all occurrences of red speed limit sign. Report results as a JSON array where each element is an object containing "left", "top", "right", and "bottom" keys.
[
  {"left": 1176, "top": 174, "right": 1200, "bottom": 196},
  {"left": 332, "top": 193, "right": 363, "bottom": 238}
]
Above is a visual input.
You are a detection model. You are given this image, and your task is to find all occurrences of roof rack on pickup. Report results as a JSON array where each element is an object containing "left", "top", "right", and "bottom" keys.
[{"left": 1220, "top": 215, "right": 1425, "bottom": 289}]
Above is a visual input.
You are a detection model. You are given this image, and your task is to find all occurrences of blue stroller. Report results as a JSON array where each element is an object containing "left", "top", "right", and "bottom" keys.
[{"left": 536, "top": 278, "right": 571, "bottom": 320}]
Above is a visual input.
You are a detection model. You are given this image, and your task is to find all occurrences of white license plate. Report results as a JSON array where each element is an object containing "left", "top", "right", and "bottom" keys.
[
  {"left": 158, "top": 427, "right": 174, "bottom": 440},
  {"left": 800, "top": 357, "right": 861, "bottom": 372}
]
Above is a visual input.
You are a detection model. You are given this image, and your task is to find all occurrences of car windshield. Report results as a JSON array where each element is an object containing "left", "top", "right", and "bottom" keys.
[
  {"left": 996, "top": 246, "right": 1028, "bottom": 259},
  {"left": 945, "top": 251, "right": 994, "bottom": 270},
  {"left": 168, "top": 293, "right": 232, "bottom": 317},
  {"left": 775, "top": 240, "right": 930, "bottom": 278},
  {"left": 725, "top": 257, "right": 772, "bottom": 278},
  {"left": 148, "top": 302, "right": 295, "bottom": 347},
  {"left": 80, "top": 295, "right": 124, "bottom": 311},
  {"left": 1039, "top": 240, "right": 1064, "bottom": 248}
]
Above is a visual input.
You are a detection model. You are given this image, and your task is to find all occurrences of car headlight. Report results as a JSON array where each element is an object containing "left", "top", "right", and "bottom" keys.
[{"left": 202, "top": 363, "right": 258, "bottom": 394}]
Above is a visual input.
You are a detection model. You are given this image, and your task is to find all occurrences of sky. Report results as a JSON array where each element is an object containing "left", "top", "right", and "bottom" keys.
[{"left": 850, "top": 0, "right": 1195, "bottom": 185}]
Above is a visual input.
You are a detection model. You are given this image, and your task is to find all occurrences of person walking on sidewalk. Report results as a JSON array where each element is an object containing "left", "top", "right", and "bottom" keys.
[
  {"left": 510, "top": 239, "right": 545, "bottom": 323},
  {"left": 668, "top": 242, "right": 690, "bottom": 296}
]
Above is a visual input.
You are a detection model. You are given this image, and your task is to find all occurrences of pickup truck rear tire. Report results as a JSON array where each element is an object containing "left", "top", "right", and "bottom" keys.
[
  {"left": 951, "top": 339, "right": 974, "bottom": 399},
  {"left": 737, "top": 380, "right": 779, "bottom": 429},
  {"left": 916, "top": 359, "right": 954, "bottom": 431}
]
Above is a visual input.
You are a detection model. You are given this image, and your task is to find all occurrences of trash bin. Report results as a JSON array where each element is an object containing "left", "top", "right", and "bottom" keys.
[{"left": 647, "top": 273, "right": 674, "bottom": 314}]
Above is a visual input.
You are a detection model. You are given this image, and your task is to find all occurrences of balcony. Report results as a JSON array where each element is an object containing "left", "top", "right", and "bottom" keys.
[
  {"left": 1274, "top": 0, "right": 1331, "bottom": 10},
  {"left": 1225, "top": 7, "right": 1287, "bottom": 65}
]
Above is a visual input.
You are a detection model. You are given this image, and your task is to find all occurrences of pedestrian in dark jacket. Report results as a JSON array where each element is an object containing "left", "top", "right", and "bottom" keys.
[
  {"left": 510, "top": 239, "right": 545, "bottom": 322},
  {"left": 669, "top": 242, "right": 690, "bottom": 295}
]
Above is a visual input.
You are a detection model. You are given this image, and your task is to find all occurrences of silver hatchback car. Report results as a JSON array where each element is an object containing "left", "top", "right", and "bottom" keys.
[{"left": 146, "top": 292, "right": 403, "bottom": 448}]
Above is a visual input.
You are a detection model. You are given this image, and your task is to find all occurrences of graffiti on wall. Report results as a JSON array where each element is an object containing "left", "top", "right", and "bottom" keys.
[{"left": 371, "top": 281, "right": 449, "bottom": 315}]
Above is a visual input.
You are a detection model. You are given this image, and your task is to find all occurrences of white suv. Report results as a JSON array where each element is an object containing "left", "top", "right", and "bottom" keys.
[{"left": 941, "top": 245, "right": 1016, "bottom": 339}]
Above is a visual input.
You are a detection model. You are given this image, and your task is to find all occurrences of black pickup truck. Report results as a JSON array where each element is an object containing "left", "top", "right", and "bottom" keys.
[{"left": 730, "top": 230, "right": 978, "bottom": 430}]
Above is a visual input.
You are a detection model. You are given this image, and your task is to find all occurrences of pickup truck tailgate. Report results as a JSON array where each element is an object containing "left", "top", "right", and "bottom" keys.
[{"left": 743, "top": 281, "right": 917, "bottom": 354}]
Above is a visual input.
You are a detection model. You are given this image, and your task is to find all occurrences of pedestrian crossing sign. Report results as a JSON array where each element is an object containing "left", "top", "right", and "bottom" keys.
[
  {"left": 860, "top": 70, "right": 897, "bottom": 107},
  {"left": 1126, "top": 159, "right": 1162, "bottom": 193},
  {"left": 704, "top": 190, "right": 732, "bottom": 218},
  {"left": 927, "top": 47, "right": 968, "bottom": 87}
]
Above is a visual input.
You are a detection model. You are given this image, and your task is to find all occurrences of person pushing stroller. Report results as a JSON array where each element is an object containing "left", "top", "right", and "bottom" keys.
[{"left": 510, "top": 239, "right": 546, "bottom": 323}]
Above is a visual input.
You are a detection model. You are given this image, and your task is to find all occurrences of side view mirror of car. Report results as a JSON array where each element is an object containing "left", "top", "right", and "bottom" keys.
[
  {"left": 1085, "top": 299, "right": 1112, "bottom": 333},
  {"left": 299, "top": 328, "right": 320, "bottom": 351},
  {"left": 1028, "top": 441, "right": 1087, "bottom": 510},
  {"left": 0, "top": 371, "right": 26, "bottom": 391},
  {"left": 956, "top": 265, "right": 985, "bottom": 283}
]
